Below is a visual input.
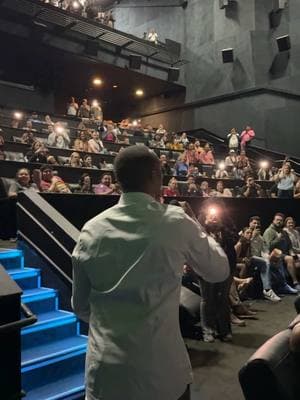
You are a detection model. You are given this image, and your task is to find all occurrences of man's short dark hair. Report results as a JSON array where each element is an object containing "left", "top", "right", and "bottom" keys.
[
  {"left": 40, "top": 165, "right": 53, "bottom": 172},
  {"left": 249, "top": 216, "right": 260, "bottom": 223},
  {"left": 274, "top": 212, "right": 285, "bottom": 219},
  {"left": 114, "top": 146, "right": 159, "bottom": 192}
]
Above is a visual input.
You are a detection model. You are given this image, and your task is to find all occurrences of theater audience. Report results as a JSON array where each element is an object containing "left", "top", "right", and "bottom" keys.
[
  {"left": 284, "top": 217, "right": 300, "bottom": 256},
  {"left": 22, "top": 120, "right": 37, "bottom": 132},
  {"left": 175, "top": 154, "right": 189, "bottom": 177},
  {"left": 8, "top": 168, "right": 38, "bottom": 197},
  {"left": 94, "top": 173, "right": 116, "bottom": 195},
  {"left": 163, "top": 177, "right": 179, "bottom": 197},
  {"left": 76, "top": 173, "right": 94, "bottom": 194},
  {"left": 215, "top": 164, "right": 229, "bottom": 179},
  {"left": 257, "top": 161, "right": 273, "bottom": 181},
  {"left": 263, "top": 213, "right": 299, "bottom": 294},
  {"left": 227, "top": 128, "right": 239, "bottom": 151},
  {"left": 224, "top": 149, "right": 238, "bottom": 169},
  {"left": 104, "top": 125, "right": 118, "bottom": 142},
  {"left": 88, "top": 131, "right": 104, "bottom": 153},
  {"left": 47, "top": 155, "right": 59, "bottom": 165},
  {"left": 20, "top": 130, "right": 36, "bottom": 146},
  {"left": 200, "top": 180, "right": 211, "bottom": 197},
  {"left": 160, "top": 154, "right": 172, "bottom": 176},
  {"left": 156, "top": 124, "right": 167, "bottom": 135},
  {"left": 185, "top": 143, "right": 197, "bottom": 165},
  {"left": 194, "top": 140, "right": 203, "bottom": 161},
  {"left": 276, "top": 162, "right": 296, "bottom": 199},
  {"left": 180, "top": 132, "right": 189, "bottom": 146},
  {"left": 90, "top": 100, "right": 103, "bottom": 123},
  {"left": 199, "top": 143, "right": 215, "bottom": 165},
  {"left": 147, "top": 28, "right": 159, "bottom": 44},
  {"left": 294, "top": 180, "right": 300, "bottom": 199},
  {"left": 73, "top": 131, "right": 89, "bottom": 152},
  {"left": 44, "top": 115, "right": 54, "bottom": 127},
  {"left": 237, "top": 150, "right": 250, "bottom": 169},
  {"left": 240, "top": 125, "right": 255, "bottom": 151},
  {"left": 182, "top": 176, "right": 202, "bottom": 197}
]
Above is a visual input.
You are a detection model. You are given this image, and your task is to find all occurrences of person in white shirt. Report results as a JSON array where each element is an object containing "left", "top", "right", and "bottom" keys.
[
  {"left": 87, "top": 130, "right": 104, "bottom": 153},
  {"left": 72, "top": 145, "right": 229, "bottom": 400},
  {"left": 148, "top": 28, "right": 159, "bottom": 44}
]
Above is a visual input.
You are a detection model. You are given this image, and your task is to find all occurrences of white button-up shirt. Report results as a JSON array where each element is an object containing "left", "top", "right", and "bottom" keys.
[{"left": 72, "top": 192, "right": 229, "bottom": 400}]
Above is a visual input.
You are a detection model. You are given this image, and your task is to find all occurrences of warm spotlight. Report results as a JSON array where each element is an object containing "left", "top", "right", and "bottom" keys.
[
  {"left": 218, "top": 162, "right": 225, "bottom": 170},
  {"left": 93, "top": 77, "right": 103, "bottom": 86},
  {"left": 113, "top": 85, "right": 118, "bottom": 89},
  {"left": 260, "top": 161, "right": 269, "bottom": 169},
  {"left": 14, "top": 111, "right": 23, "bottom": 120},
  {"left": 92, "top": 100, "right": 99, "bottom": 107},
  {"left": 132, "top": 120, "right": 138, "bottom": 127},
  {"left": 135, "top": 89, "right": 144, "bottom": 97}
]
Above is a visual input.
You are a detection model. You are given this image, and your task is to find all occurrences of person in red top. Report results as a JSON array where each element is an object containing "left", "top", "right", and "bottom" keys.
[
  {"left": 240, "top": 126, "right": 255, "bottom": 151},
  {"left": 199, "top": 143, "right": 215, "bottom": 165},
  {"left": 163, "top": 177, "right": 180, "bottom": 197},
  {"left": 184, "top": 143, "right": 197, "bottom": 165}
]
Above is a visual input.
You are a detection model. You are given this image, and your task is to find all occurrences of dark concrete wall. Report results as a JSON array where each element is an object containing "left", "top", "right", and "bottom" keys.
[{"left": 115, "top": 0, "right": 300, "bottom": 156}]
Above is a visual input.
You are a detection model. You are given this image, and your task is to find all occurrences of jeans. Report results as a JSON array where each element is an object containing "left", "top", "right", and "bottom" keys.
[
  {"left": 250, "top": 256, "right": 271, "bottom": 290},
  {"left": 278, "top": 189, "right": 294, "bottom": 199},
  {"left": 270, "top": 260, "right": 288, "bottom": 290}
]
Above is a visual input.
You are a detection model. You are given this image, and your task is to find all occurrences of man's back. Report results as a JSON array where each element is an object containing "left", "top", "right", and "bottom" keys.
[{"left": 72, "top": 192, "right": 229, "bottom": 400}]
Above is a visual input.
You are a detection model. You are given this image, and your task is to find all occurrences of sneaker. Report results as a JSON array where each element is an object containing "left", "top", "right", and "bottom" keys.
[
  {"left": 263, "top": 289, "right": 282, "bottom": 302},
  {"left": 203, "top": 332, "right": 215, "bottom": 343},
  {"left": 277, "top": 284, "right": 298, "bottom": 295},
  {"left": 294, "top": 283, "right": 300, "bottom": 292}
]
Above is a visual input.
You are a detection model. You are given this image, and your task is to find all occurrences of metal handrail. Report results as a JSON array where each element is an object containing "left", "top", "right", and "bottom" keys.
[{"left": 0, "top": 303, "right": 37, "bottom": 333}]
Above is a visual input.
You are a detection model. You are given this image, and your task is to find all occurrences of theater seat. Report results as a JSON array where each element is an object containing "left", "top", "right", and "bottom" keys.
[{"left": 239, "top": 327, "right": 300, "bottom": 400}]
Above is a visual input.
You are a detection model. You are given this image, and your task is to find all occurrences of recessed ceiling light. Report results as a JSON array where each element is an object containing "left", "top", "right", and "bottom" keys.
[
  {"left": 93, "top": 77, "right": 103, "bottom": 86},
  {"left": 135, "top": 89, "right": 144, "bottom": 96},
  {"left": 113, "top": 85, "right": 118, "bottom": 88}
]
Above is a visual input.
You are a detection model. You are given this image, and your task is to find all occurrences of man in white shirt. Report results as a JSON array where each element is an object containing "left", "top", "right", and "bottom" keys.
[{"left": 72, "top": 145, "right": 229, "bottom": 400}]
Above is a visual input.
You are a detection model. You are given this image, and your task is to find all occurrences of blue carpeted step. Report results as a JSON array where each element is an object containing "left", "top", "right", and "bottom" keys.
[
  {"left": 22, "top": 319, "right": 81, "bottom": 349},
  {"left": 0, "top": 248, "right": 24, "bottom": 270},
  {"left": 21, "top": 310, "right": 77, "bottom": 336},
  {"left": 22, "top": 370, "right": 85, "bottom": 400},
  {"left": 22, "top": 287, "right": 58, "bottom": 314},
  {"left": 22, "top": 349, "right": 86, "bottom": 396},
  {"left": 8, "top": 267, "right": 41, "bottom": 290},
  {"left": 22, "top": 335, "right": 87, "bottom": 367}
]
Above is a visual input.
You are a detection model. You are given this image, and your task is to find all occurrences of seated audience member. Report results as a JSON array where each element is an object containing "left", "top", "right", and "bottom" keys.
[
  {"left": 76, "top": 173, "right": 94, "bottom": 194},
  {"left": 149, "top": 134, "right": 162, "bottom": 148},
  {"left": 215, "top": 164, "right": 229, "bottom": 179},
  {"left": 181, "top": 176, "right": 202, "bottom": 197},
  {"left": 227, "top": 128, "right": 239, "bottom": 151},
  {"left": 284, "top": 217, "right": 300, "bottom": 256},
  {"left": 88, "top": 131, "right": 104, "bottom": 153},
  {"left": 44, "top": 115, "right": 54, "bottom": 127},
  {"left": 160, "top": 154, "right": 172, "bottom": 176},
  {"left": 26, "top": 140, "right": 49, "bottom": 164},
  {"left": 22, "top": 120, "right": 37, "bottom": 132},
  {"left": 20, "top": 130, "right": 36, "bottom": 146},
  {"left": 74, "top": 131, "right": 89, "bottom": 152},
  {"left": 241, "top": 176, "right": 261, "bottom": 198},
  {"left": 275, "top": 162, "right": 296, "bottom": 199},
  {"left": 199, "top": 143, "right": 215, "bottom": 165},
  {"left": 90, "top": 100, "right": 103, "bottom": 123},
  {"left": 168, "top": 137, "right": 183, "bottom": 151},
  {"left": 294, "top": 180, "right": 300, "bottom": 199},
  {"left": 248, "top": 217, "right": 280, "bottom": 301},
  {"left": 48, "top": 123, "right": 70, "bottom": 149},
  {"left": 77, "top": 98, "right": 90, "bottom": 119},
  {"left": 8, "top": 168, "right": 38, "bottom": 197},
  {"left": 185, "top": 143, "right": 197, "bottom": 164},
  {"left": 94, "top": 173, "right": 116, "bottom": 195},
  {"left": 225, "top": 150, "right": 238, "bottom": 169},
  {"left": 180, "top": 132, "right": 189, "bottom": 146},
  {"left": 257, "top": 161, "right": 273, "bottom": 181},
  {"left": 240, "top": 125, "right": 255, "bottom": 151},
  {"left": 83, "top": 155, "right": 98, "bottom": 169},
  {"left": 263, "top": 213, "right": 299, "bottom": 294},
  {"left": 194, "top": 140, "right": 203, "bottom": 160},
  {"left": 237, "top": 150, "right": 250, "bottom": 169},
  {"left": 38, "top": 165, "right": 71, "bottom": 193},
  {"left": 104, "top": 124, "right": 118, "bottom": 142},
  {"left": 163, "top": 177, "right": 180, "bottom": 197},
  {"left": 148, "top": 28, "right": 159, "bottom": 44},
  {"left": 112, "top": 123, "right": 122, "bottom": 137},
  {"left": 65, "top": 152, "right": 82, "bottom": 168},
  {"left": 175, "top": 154, "right": 189, "bottom": 177},
  {"left": 11, "top": 118, "right": 20, "bottom": 129},
  {"left": 47, "top": 155, "right": 59, "bottom": 165},
  {"left": 188, "top": 164, "right": 200, "bottom": 177},
  {"left": 212, "top": 181, "right": 232, "bottom": 198},
  {"left": 200, "top": 180, "right": 211, "bottom": 197},
  {"left": 156, "top": 124, "right": 167, "bottom": 135}
]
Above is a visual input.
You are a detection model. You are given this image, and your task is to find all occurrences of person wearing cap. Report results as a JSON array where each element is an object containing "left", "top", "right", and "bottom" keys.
[{"left": 72, "top": 145, "right": 229, "bottom": 400}]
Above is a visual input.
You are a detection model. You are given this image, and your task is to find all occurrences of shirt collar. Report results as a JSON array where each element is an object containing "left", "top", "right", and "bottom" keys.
[{"left": 118, "top": 192, "right": 157, "bottom": 205}]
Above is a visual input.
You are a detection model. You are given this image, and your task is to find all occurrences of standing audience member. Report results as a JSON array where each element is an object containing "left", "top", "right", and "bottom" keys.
[
  {"left": 78, "top": 99, "right": 91, "bottom": 119},
  {"left": 199, "top": 143, "right": 215, "bottom": 165},
  {"left": 276, "top": 162, "right": 296, "bottom": 199},
  {"left": 90, "top": 101, "right": 103, "bottom": 123},
  {"left": 72, "top": 145, "right": 229, "bottom": 400},
  {"left": 156, "top": 124, "right": 167, "bottom": 135},
  {"left": 240, "top": 126, "right": 255, "bottom": 151},
  {"left": 227, "top": 128, "right": 239, "bottom": 151},
  {"left": 148, "top": 28, "right": 159, "bottom": 44},
  {"left": 160, "top": 154, "right": 172, "bottom": 176},
  {"left": 67, "top": 97, "right": 79, "bottom": 116},
  {"left": 175, "top": 154, "right": 189, "bottom": 177}
]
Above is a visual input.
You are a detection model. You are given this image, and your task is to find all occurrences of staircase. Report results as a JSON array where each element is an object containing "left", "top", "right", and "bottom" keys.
[{"left": 0, "top": 248, "right": 87, "bottom": 400}]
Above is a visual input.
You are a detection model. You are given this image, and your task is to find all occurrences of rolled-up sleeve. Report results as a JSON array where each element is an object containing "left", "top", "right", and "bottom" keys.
[
  {"left": 72, "top": 235, "right": 91, "bottom": 323},
  {"left": 183, "top": 217, "right": 230, "bottom": 283}
]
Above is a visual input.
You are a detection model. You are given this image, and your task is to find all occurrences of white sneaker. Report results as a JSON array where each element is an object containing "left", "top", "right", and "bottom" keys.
[{"left": 263, "top": 289, "right": 281, "bottom": 302}]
